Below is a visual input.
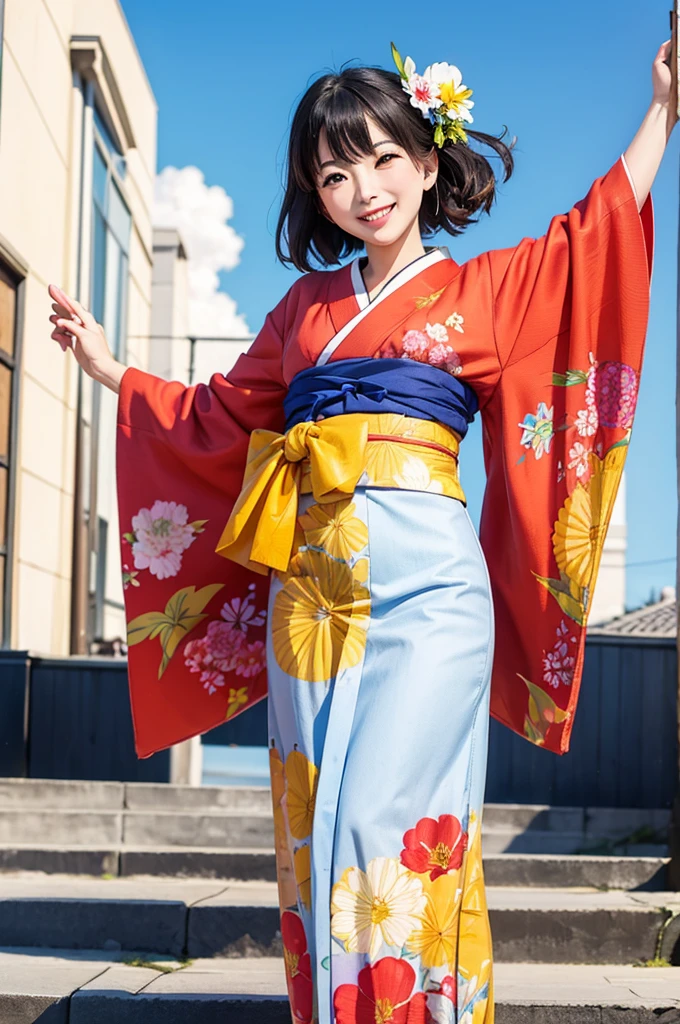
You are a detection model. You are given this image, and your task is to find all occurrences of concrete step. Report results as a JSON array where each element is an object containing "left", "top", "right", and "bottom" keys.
[
  {"left": 0, "top": 875, "right": 676, "bottom": 964},
  {"left": 0, "top": 844, "right": 668, "bottom": 889},
  {"left": 0, "top": 809, "right": 668, "bottom": 856},
  {"left": 0, "top": 778, "right": 669, "bottom": 834},
  {"left": 0, "top": 950, "right": 678, "bottom": 1022}
]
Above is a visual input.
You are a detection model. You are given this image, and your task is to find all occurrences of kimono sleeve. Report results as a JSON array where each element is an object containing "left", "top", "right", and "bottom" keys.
[
  {"left": 117, "top": 289, "right": 294, "bottom": 758},
  {"left": 480, "top": 155, "right": 654, "bottom": 754}
]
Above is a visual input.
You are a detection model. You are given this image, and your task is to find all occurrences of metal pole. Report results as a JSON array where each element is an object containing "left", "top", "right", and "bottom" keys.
[
  {"left": 189, "top": 336, "right": 195, "bottom": 387},
  {"left": 671, "top": 2, "right": 680, "bottom": 890}
]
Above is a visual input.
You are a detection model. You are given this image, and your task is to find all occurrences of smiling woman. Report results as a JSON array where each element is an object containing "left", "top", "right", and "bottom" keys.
[
  {"left": 47, "top": 36, "right": 671, "bottom": 1024},
  {"left": 275, "top": 62, "right": 512, "bottom": 285}
]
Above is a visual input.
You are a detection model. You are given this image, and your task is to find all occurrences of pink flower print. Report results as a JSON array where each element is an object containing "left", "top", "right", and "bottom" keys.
[
  {"left": 574, "top": 406, "right": 599, "bottom": 438},
  {"left": 234, "top": 640, "right": 267, "bottom": 679},
  {"left": 585, "top": 355, "right": 639, "bottom": 429},
  {"left": 202, "top": 671, "right": 226, "bottom": 696},
  {"left": 428, "top": 343, "right": 463, "bottom": 376},
  {"left": 401, "top": 330, "right": 430, "bottom": 362},
  {"left": 379, "top": 340, "right": 400, "bottom": 359},
  {"left": 204, "top": 619, "right": 246, "bottom": 669},
  {"left": 542, "top": 620, "right": 577, "bottom": 689},
  {"left": 220, "top": 583, "right": 266, "bottom": 633},
  {"left": 567, "top": 442, "right": 592, "bottom": 479},
  {"left": 184, "top": 636, "right": 227, "bottom": 695},
  {"left": 130, "top": 501, "right": 197, "bottom": 580},
  {"left": 425, "top": 322, "right": 449, "bottom": 343}
]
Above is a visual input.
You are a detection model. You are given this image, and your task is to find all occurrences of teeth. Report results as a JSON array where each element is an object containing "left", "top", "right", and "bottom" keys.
[{"left": 361, "top": 206, "right": 392, "bottom": 222}]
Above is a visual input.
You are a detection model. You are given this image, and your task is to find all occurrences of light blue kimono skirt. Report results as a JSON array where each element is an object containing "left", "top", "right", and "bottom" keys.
[{"left": 266, "top": 477, "right": 495, "bottom": 1024}]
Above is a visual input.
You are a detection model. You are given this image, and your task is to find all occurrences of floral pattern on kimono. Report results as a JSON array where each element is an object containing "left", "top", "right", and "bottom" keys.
[{"left": 117, "top": 154, "right": 653, "bottom": 759}]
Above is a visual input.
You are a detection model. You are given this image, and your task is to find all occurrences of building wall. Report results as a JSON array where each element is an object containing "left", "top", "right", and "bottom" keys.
[
  {"left": 0, "top": 0, "right": 157, "bottom": 653},
  {"left": 149, "top": 228, "right": 190, "bottom": 385}
]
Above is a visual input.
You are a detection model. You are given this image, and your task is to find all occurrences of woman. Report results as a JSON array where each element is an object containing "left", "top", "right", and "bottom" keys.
[{"left": 48, "top": 38, "right": 671, "bottom": 1023}]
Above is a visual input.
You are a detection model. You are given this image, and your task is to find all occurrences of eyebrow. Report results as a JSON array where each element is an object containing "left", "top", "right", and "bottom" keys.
[{"left": 318, "top": 140, "right": 397, "bottom": 171}]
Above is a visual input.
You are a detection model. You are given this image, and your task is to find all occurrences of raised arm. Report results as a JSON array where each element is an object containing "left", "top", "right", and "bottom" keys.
[{"left": 623, "top": 39, "right": 676, "bottom": 211}]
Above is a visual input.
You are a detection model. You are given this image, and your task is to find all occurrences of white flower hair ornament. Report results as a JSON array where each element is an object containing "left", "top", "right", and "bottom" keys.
[{"left": 391, "top": 42, "right": 474, "bottom": 148}]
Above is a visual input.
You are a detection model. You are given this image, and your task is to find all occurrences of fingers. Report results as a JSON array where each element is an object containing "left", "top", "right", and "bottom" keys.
[
  {"left": 54, "top": 317, "right": 89, "bottom": 342},
  {"left": 48, "top": 285, "right": 96, "bottom": 329},
  {"left": 50, "top": 328, "right": 73, "bottom": 352}
]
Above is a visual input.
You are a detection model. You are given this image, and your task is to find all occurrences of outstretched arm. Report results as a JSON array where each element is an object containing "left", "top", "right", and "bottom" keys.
[{"left": 624, "top": 39, "right": 676, "bottom": 211}]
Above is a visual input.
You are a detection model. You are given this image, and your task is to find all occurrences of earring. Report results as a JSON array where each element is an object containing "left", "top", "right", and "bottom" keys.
[{"left": 433, "top": 184, "right": 440, "bottom": 218}]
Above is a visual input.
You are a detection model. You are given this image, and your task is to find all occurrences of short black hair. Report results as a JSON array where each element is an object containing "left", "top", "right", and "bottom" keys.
[{"left": 275, "top": 65, "right": 515, "bottom": 273}]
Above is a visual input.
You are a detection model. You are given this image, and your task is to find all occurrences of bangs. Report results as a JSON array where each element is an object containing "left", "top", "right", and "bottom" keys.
[
  {"left": 276, "top": 64, "right": 516, "bottom": 272},
  {"left": 294, "top": 72, "right": 423, "bottom": 191}
]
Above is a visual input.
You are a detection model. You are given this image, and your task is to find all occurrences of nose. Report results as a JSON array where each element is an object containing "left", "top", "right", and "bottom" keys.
[{"left": 353, "top": 167, "right": 379, "bottom": 206}]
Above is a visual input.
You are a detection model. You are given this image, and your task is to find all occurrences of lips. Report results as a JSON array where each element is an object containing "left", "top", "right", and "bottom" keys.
[{"left": 358, "top": 203, "right": 395, "bottom": 224}]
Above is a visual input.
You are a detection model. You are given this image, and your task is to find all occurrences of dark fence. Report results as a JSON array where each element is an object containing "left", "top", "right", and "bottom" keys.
[
  {"left": 0, "top": 651, "right": 170, "bottom": 782},
  {"left": 1, "top": 636, "right": 677, "bottom": 805},
  {"left": 204, "top": 635, "right": 679, "bottom": 809}
]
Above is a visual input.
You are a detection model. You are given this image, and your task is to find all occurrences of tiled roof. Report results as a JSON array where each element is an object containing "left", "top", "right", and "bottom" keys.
[{"left": 588, "top": 590, "right": 677, "bottom": 638}]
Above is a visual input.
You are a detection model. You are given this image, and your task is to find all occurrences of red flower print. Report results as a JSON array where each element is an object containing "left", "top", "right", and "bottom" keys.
[
  {"left": 281, "top": 911, "right": 313, "bottom": 1024},
  {"left": 334, "top": 958, "right": 427, "bottom": 1024},
  {"left": 400, "top": 814, "right": 468, "bottom": 880},
  {"left": 437, "top": 975, "right": 457, "bottom": 1006}
]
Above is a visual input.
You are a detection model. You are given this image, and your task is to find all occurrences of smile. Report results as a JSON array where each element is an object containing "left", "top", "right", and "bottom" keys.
[{"left": 358, "top": 203, "right": 395, "bottom": 224}]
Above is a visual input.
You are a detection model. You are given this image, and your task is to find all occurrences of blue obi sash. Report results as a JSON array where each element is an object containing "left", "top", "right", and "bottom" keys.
[{"left": 284, "top": 357, "right": 479, "bottom": 439}]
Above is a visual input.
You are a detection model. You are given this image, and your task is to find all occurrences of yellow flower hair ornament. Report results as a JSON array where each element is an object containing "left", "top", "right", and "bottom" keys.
[{"left": 391, "top": 42, "right": 474, "bottom": 148}]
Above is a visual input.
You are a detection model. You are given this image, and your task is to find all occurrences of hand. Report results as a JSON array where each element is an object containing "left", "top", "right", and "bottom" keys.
[
  {"left": 654, "top": 38, "right": 673, "bottom": 108},
  {"left": 48, "top": 284, "right": 125, "bottom": 391}
]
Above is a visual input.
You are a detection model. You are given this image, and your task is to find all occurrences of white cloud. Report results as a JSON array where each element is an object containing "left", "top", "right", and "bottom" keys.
[{"left": 153, "top": 166, "right": 250, "bottom": 338}]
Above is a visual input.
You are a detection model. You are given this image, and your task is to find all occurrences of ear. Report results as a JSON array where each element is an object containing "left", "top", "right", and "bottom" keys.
[{"left": 422, "top": 149, "right": 439, "bottom": 193}]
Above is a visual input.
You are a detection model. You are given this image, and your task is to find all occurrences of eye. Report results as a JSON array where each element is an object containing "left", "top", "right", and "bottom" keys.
[
  {"left": 377, "top": 152, "right": 400, "bottom": 166},
  {"left": 321, "top": 171, "right": 346, "bottom": 188}
]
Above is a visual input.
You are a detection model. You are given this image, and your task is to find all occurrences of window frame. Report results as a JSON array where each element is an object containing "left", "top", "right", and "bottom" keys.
[
  {"left": 90, "top": 112, "right": 131, "bottom": 363},
  {"left": 0, "top": 241, "right": 25, "bottom": 649}
]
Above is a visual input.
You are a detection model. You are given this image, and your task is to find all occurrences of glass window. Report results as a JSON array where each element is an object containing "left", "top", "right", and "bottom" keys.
[
  {"left": 90, "top": 130, "right": 131, "bottom": 361},
  {"left": 108, "top": 181, "right": 131, "bottom": 248},
  {"left": 93, "top": 144, "right": 107, "bottom": 211},
  {"left": 93, "top": 106, "right": 126, "bottom": 180}
]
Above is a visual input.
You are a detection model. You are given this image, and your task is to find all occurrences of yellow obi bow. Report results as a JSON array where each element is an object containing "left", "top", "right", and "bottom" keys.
[{"left": 216, "top": 413, "right": 464, "bottom": 575}]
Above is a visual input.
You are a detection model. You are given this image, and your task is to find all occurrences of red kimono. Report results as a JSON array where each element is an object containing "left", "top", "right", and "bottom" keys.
[{"left": 117, "top": 154, "right": 653, "bottom": 759}]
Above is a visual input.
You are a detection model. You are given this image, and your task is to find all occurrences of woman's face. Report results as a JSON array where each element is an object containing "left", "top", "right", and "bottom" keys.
[{"left": 315, "top": 116, "right": 437, "bottom": 247}]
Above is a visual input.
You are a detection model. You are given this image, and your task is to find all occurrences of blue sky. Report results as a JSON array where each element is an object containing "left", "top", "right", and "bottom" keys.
[{"left": 121, "top": 0, "right": 678, "bottom": 611}]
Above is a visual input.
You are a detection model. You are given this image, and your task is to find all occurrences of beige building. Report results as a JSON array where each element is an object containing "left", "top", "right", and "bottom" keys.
[
  {"left": 0, "top": 0, "right": 628, "bottom": 661},
  {"left": 0, "top": 0, "right": 158, "bottom": 654}
]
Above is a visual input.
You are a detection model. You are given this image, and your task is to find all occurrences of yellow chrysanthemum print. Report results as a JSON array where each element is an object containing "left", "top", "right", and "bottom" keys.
[
  {"left": 297, "top": 500, "right": 368, "bottom": 562},
  {"left": 331, "top": 856, "right": 426, "bottom": 959},
  {"left": 294, "top": 843, "right": 311, "bottom": 909},
  {"left": 552, "top": 443, "right": 627, "bottom": 589},
  {"left": 365, "top": 440, "right": 411, "bottom": 486},
  {"left": 405, "top": 871, "right": 463, "bottom": 969},
  {"left": 457, "top": 818, "right": 494, "bottom": 1018},
  {"left": 272, "top": 548, "right": 370, "bottom": 683},
  {"left": 284, "top": 748, "right": 318, "bottom": 841},
  {"left": 269, "top": 746, "right": 297, "bottom": 909}
]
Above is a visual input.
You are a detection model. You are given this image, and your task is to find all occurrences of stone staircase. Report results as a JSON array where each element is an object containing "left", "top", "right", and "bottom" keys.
[{"left": 0, "top": 778, "right": 677, "bottom": 1022}]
